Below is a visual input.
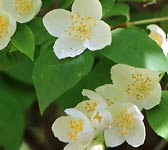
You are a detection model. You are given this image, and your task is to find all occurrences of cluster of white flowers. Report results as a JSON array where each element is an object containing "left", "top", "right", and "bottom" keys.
[
  {"left": 52, "top": 64, "right": 161, "bottom": 150},
  {"left": 43, "top": 0, "right": 112, "bottom": 59},
  {"left": 0, "top": 0, "right": 42, "bottom": 50}
]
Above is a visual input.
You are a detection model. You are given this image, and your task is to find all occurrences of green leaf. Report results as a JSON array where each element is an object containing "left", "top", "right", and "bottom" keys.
[
  {"left": 33, "top": 41, "right": 94, "bottom": 113},
  {"left": 0, "top": 75, "right": 35, "bottom": 150},
  {"left": 4, "top": 56, "right": 34, "bottom": 85},
  {"left": 57, "top": 57, "right": 113, "bottom": 109},
  {"left": 146, "top": 91, "right": 168, "bottom": 140},
  {"left": 27, "top": 17, "right": 52, "bottom": 45},
  {"left": 58, "top": 0, "right": 74, "bottom": 8},
  {"left": 160, "top": 4, "right": 168, "bottom": 33},
  {"left": 0, "top": 48, "right": 25, "bottom": 71},
  {"left": 11, "top": 24, "right": 35, "bottom": 61},
  {"left": 100, "top": 0, "right": 116, "bottom": 19},
  {"left": 110, "top": 3, "right": 130, "bottom": 21},
  {"left": 101, "top": 28, "right": 168, "bottom": 72}
]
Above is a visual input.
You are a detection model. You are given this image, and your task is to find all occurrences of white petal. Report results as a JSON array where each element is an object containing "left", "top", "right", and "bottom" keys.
[
  {"left": 0, "top": 9, "right": 16, "bottom": 50},
  {"left": 72, "top": 0, "right": 102, "bottom": 20},
  {"left": 125, "top": 120, "right": 146, "bottom": 147},
  {"left": 161, "top": 40, "right": 168, "bottom": 56},
  {"left": 91, "top": 110, "right": 112, "bottom": 134},
  {"left": 82, "top": 89, "right": 105, "bottom": 102},
  {"left": 95, "top": 84, "right": 116, "bottom": 106},
  {"left": 2, "top": 0, "right": 42, "bottom": 23},
  {"left": 53, "top": 34, "right": 86, "bottom": 59},
  {"left": 43, "top": 9, "right": 72, "bottom": 37},
  {"left": 104, "top": 127, "right": 125, "bottom": 148},
  {"left": 64, "top": 143, "right": 85, "bottom": 150},
  {"left": 51, "top": 116, "right": 72, "bottom": 143},
  {"left": 147, "top": 24, "right": 166, "bottom": 39},
  {"left": 141, "top": 83, "right": 161, "bottom": 109},
  {"left": 84, "top": 21, "right": 111, "bottom": 51},
  {"left": 65, "top": 109, "right": 94, "bottom": 145}
]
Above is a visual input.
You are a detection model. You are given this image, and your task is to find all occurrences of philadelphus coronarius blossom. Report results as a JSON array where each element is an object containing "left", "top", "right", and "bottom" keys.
[
  {"left": 1, "top": 0, "right": 42, "bottom": 23},
  {"left": 104, "top": 102, "right": 145, "bottom": 148},
  {"left": 111, "top": 64, "right": 161, "bottom": 110},
  {"left": 52, "top": 108, "right": 94, "bottom": 150},
  {"left": 0, "top": 9, "right": 16, "bottom": 50},
  {"left": 43, "top": 0, "right": 112, "bottom": 59},
  {"left": 147, "top": 24, "right": 168, "bottom": 56}
]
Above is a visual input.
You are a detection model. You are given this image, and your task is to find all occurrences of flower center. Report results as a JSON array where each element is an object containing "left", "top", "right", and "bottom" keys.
[
  {"left": 65, "top": 13, "right": 96, "bottom": 41},
  {"left": 84, "top": 101, "right": 98, "bottom": 113},
  {"left": 112, "top": 110, "right": 136, "bottom": 135},
  {"left": 14, "top": 0, "right": 32, "bottom": 16},
  {"left": 149, "top": 32, "right": 162, "bottom": 46},
  {"left": 0, "top": 15, "right": 9, "bottom": 38},
  {"left": 68, "top": 118, "right": 83, "bottom": 141},
  {"left": 94, "top": 112, "right": 103, "bottom": 123},
  {"left": 125, "top": 73, "right": 152, "bottom": 100}
]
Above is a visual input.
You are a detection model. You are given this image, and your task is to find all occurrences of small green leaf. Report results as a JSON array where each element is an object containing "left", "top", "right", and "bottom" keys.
[
  {"left": 27, "top": 17, "right": 52, "bottom": 45},
  {"left": 33, "top": 41, "right": 94, "bottom": 113},
  {"left": 146, "top": 91, "right": 168, "bottom": 140},
  {"left": 11, "top": 24, "right": 35, "bottom": 61},
  {"left": 58, "top": 0, "right": 74, "bottom": 8},
  {"left": 0, "top": 75, "right": 35, "bottom": 150},
  {"left": 101, "top": 28, "right": 168, "bottom": 72}
]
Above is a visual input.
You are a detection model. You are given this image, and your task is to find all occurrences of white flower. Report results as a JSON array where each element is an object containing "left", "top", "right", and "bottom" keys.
[
  {"left": 1, "top": 0, "right": 42, "bottom": 23},
  {"left": 43, "top": 0, "right": 112, "bottom": 59},
  {"left": 0, "top": 9, "right": 16, "bottom": 50},
  {"left": 75, "top": 90, "right": 112, "bottom": 136},
  {"left": 52, "top": 108, "right": 94, "bottom": 150},
  {"left": 104, "top": 102, "right": 145, "bottom": 148},
  {"left": 111, "top": 64, "right": 161, "bottom": 110},
  {"left": 147, "top": 24, "right": 168, "bottom": 56}
]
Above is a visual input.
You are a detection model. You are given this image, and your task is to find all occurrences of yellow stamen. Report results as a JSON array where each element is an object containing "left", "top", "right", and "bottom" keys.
[
  {"left": 0, "top": 15, "right": 9, "bottom": 38},
  {"left": 94, "top": 112, "right": 103, "bottom": 123},
  {"left": 14, "top": 0, "right": 32, "bottom": 16},
  {"left": 149, "top": 32, "right": 162, "bottom": 46},
  {"left": 84, "top": 101, "right": 98, "bottom": 113}
]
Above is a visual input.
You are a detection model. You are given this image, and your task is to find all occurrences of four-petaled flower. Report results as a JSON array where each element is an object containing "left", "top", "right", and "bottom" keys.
[
  {"left": 43, "top": 0, "right": 112, "bottom": 59},
  {"left": 111, "top": 64, "right": 161, "bottom": 110},
  {"left": 1, "top": 0, "right": 42, "bottom": 23},
  {"left": 0, "top": 9, "right": 16, "bottom": 50},
  {"left": 52, "top": 108, "right": 94, "bottom": 150},
  {"left": 147, "top": 24, "right": 168, "bottom": 57},
  {"left": 104, "top": 102, "right": 145, "bottom": 148}
]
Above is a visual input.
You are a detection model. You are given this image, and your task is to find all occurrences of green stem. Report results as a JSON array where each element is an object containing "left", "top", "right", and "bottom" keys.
[
  {"left": 159, "top": 72, "right": 166, "bottom": 82},
  {"left": 111, "top": 16, "right": 168, "bottom": 30}
]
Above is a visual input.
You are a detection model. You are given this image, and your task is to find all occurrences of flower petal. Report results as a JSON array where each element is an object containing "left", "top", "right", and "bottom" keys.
[
  {"left": 64, "top": 143, "right": 85, "bottom": 150},
  {"left": 125, "top": 119, "right": 146, "bottom": 147},
  {"left": 161, "top": 40, "right": 168, "bottom": 56},
  {"left": 0, "top": 9, "right": 16, "bottom": 50},
  {"left": 65, "top": 109, "right": 94, "bottom": 145},
  {"left": 2, "top": 0, "right": 42, "bottom": 23},
  {"left": 84, "top": 21, "right": 111, "bottom": 51},
  {"left": 43, "top": 9, "right": 72, "bottom": 37},
  {"left": 104, "top": 127, "right": 125, "bottom": 148},
  {"left": 52, "top": 116, "right": 73, "bottom": 143},
  {"left": 53, "top": 34, "right": 86, "bottom": 59},
  {"left": 141, "top": 83, "right": 161, "bottom": 109},
  {"left": 72, "top": 0, "right": 102, "bottom": 20},
  {"left": 147, "top": 24, "right": 166, "bottom": 39}
]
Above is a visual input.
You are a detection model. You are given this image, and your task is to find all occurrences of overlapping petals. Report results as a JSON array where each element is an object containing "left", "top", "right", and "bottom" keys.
[{"left": 43, "top": 0, "right": 112, "bottom": 59}]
